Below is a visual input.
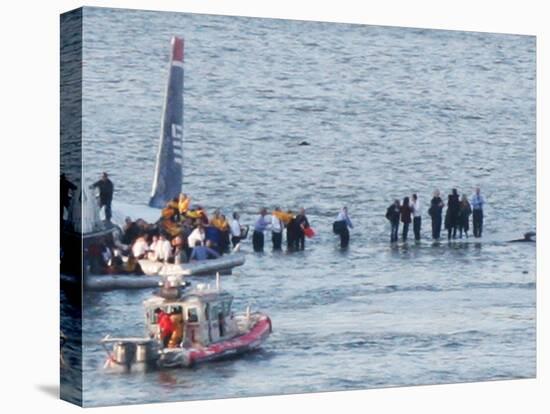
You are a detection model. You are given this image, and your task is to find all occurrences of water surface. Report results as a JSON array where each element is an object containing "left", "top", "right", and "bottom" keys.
[{"left": 68, "top": 7, "right": 536, "bottom": 406}]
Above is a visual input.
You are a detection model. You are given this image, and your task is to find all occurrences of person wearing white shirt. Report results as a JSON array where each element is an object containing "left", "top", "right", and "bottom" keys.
[
  {"left": 155, "top": 234, "right": 173, "bottom": 263},
  {"left": 230, "top": 212, "right": 243, "bottom": 248},
  {"left": 334, "top": 206, "right": 353, "bottom": 248},
  {"left": 271, "top": 207, "right": 284, "bottom": 250},
  {"left": 131, "top": 236, "right": 148, "bottom": 259},
  {"left": 410, "top": 193, "right": 422, "bottom": 241},
  {"left": 187, "top": 224, "right": 206, "bottom": 249},
  {"left": 147, "top": 235, "right": 159, "bottom": 260},
  {"left": 470, "top": 187, "right": 485, "bottom": 238}
]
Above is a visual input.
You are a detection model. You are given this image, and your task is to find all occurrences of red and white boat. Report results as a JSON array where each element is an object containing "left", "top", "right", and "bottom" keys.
[{"left": 101, "top": 275, "right": 272, "bottom": 371}]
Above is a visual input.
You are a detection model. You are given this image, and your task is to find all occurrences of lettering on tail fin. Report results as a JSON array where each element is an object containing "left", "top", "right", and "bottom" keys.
[{"left": 149, "top": 36, "right": 184, "bottom": 208}]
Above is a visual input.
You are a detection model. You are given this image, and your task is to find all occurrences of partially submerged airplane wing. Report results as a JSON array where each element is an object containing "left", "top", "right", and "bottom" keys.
[{"left": 149, "top": 36, "right": 184, "bottom": 208}]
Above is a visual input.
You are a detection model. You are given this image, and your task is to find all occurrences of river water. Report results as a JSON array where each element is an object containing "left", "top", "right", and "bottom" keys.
[{"left": 65, "top": 7, "right": 536, "bottom": 407}]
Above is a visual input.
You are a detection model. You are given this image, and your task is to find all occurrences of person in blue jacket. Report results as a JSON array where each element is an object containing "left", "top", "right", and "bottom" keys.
[
  {"left": 189, "top": 240, "right": 220, "bottom": 261},
  {"left": 333, "top": 207, "right": 353, "bottom": 248}
]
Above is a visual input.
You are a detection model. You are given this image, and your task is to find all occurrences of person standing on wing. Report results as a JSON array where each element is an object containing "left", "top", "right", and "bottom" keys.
[
  {"left": 386, "top": 199, "right": 401, "bottom": 243},
  {"left": 230, "top": 212, "right": 243, "bottom": 248},
  {"left": 252, "top": 208, "right": 271, "bottom": 252},
  {"left": 334, "top": 206, "right": 353, "bottom": 248},
  {"left": 400, "top": 196, "right": 413, "bottom": 242},
  {"left": 458, "top": 194, "right": 472, "bottom": 238},
  {"left": 410, "top": 193, "right": 422, "bottom": 241},
  {"left": 271, "top": 207, "right": 284, "bottom": 250},
  {"left": 429, "top": 189, "right": 444, "bottom": 241},
  {"left": 90, "top": 172, "right": 114, "bottom": 222},
  {"left": 295, "top": 207, "right": 310, "bottom": 251},
  {"left": 445, "top": 189, "right": 460, "bottom": 240},
  {"left": 470, "top": 187, "right": 485, "bottom": 237}
]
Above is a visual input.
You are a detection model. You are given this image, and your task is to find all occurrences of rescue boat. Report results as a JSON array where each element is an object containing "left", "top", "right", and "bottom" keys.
[{"left": 101, "top": 275, "right": 272, "bottom": 371}]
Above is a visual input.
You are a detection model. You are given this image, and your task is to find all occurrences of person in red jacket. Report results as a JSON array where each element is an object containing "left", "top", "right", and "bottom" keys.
[
  {"left": 155, "top": 308, "right": 174, "bottom": 347},
  {"left": 400, "top": 196, "right": 413, "bottom": 242}
]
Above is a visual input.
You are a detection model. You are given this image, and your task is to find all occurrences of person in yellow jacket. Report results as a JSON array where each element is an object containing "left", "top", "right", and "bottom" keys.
[
  {"left": 162, "top": 197, "right": 180, "bottom": 221},
  {"left": 186, "top": 207, "right": 208, "bottom": 224},
  {"left": 160, "top": 218, "right": 181, "bottom": 238},
  {"left": 272, "top": 209, "right": 294, "bottom": 225},
  {"left": 210, "top": 209, "right": 226, "bottom": 231},
  {"left": 220, "top": 214, "right": 230, "bottom": 231},
  {"left": 178, "top": 193, "right": 190, "bottom": 216},
  {"left": 219, "top": 214, "right": 231, "bottom": 252},
  {"left": 168, "top": 311, "right": 184, "bottom": 348}
]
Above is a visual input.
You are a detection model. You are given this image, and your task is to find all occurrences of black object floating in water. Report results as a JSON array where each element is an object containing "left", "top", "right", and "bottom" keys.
[
  {"left": 507, "top": 231, "right": 536, "bottom": 243},
  {"left": 299, "top": 141, "right": 310, "bottom": 146}
]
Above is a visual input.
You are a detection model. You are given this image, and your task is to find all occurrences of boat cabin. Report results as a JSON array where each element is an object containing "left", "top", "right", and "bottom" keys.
[{"left": 143, "top": 284, "right": 238, "bottom": 348}]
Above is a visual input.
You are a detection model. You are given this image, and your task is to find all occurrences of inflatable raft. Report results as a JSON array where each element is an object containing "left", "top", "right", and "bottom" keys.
[
  {"left": 139, "top": 253, "right": 246, "bottom": 277},
  {"left": 61, "top": 253, "right": 246, "bottom": 291}
]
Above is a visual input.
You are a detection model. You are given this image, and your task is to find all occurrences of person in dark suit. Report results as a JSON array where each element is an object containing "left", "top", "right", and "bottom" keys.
[
  {"left": 90, "top": 172, "right": 114, "bottom": 222},
  {"left": 445, "top": 188, "right": 460, "bottom": 240},
  {"left": 286, "top": 211, "right": 297, "bottom": 251},
  {"left": 295, "top": 208, "right": 310, "bottom": 251},
  {"left": 458, "top": 194, "right": 472, "bottom": 238},
  {"left": 386, "top": 199, "right": 401, "bottom": 243},
  {"left": 429, "top": 190, "right": 444, "bottom": 240},
  {"left": 400, "top": 197, "right": 413, "bottom": 242}
]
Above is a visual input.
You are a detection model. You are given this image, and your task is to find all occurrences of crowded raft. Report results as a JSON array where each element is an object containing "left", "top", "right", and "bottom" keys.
[{"left": 86, "top": 193, "right": 250, "bottom": 275}]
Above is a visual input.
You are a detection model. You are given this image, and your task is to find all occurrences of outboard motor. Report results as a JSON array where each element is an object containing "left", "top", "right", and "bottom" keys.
[
  {"left": 112, "top": 342, "right": 137, "bottom": 369},
  {"left": 102, "top": 338, "right": 159, "bottom": 373}
]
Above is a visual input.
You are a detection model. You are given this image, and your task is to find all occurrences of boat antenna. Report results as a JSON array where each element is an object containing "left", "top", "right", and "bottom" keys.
[{"left": 216, "top": 272, "right": 221, "bottom": 291}]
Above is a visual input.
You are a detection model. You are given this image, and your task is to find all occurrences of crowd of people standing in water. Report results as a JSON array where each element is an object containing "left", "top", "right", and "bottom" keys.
[
  {"left": 251, "top": 207, "right": 314, "bottom": 253},
  {"left": 385, "top": 187, "right": 485, "bottom": 243},
  {"left": 62, "top": 173, "right": 489, "bottom": 275}
]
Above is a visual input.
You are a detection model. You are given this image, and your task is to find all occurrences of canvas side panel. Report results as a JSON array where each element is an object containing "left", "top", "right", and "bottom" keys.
[{"left": 60, "top": 7, "right": 83, "bottom": 407}]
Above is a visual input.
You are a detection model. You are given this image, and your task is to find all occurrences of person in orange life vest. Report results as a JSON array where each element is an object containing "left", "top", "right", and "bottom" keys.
[
  {"left": 155, "top": 308, "right": 174, "bottom": 347},
  {"left": 178, "top": 193, "right": 191, "bottom": 216},
  {"left": 168, "top": 311, "right": 184, "bottom": 348}
]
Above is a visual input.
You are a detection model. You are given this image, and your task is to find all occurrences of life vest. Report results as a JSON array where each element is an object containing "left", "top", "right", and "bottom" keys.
[
  {"left": 220, "top": 219, "right": 230, "bottom": 231},
  {"left": 168, "top": 313, "right": 183, "bottom": 348},
  {"left": 210, "top": 216, "right": 226, "bottom": 231},
  {"left": 186, "top": 210, "right": 201, "bottom": 219},
  {"left": 178, "top": 196, "right": 190, "bottom": 214},
  {"left": 273, "top": 210, "right": 294, "bottom": 224},
  {"left": 187, "top": 209, "right": 208, "bottom": 223},
  {"left": 161, "top": 220, "right": 181, "bottom": 237},
  {"left": 158, "top": 313, "right": 174, "bottom": 337},
  {"left": 161, "top": 206, "right": 176, "bottom": 219}
]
